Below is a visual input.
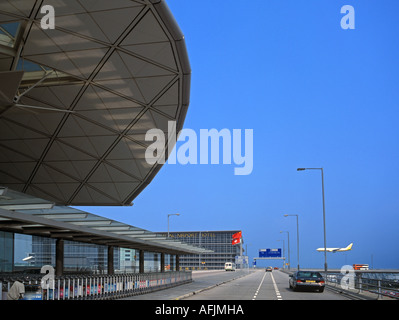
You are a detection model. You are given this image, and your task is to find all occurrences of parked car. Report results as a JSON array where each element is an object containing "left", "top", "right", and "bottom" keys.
[{"left": 289, "top": 271, "right": 325, "bottom": 292}]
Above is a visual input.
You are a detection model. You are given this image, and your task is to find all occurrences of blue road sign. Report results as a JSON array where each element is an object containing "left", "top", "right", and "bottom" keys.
[{"left": 259, "top": 248, "right": 282, "bottom": 258}]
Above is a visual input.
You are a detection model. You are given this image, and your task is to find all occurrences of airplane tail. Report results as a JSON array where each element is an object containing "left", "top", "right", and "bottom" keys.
[{"left": 345, "top": 243, "right": 353, "bottom": 250}]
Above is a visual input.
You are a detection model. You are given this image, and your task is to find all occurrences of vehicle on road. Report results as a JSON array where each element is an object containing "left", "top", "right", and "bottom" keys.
[
  {"left": 289, "top": 271, "right": 325, "bottom": 292},
  {"left": 224, "top": 262, "right": 236, "bottom": 271},
  {"left": 266, "top": 266, "right": 273, "bottom": 272}
]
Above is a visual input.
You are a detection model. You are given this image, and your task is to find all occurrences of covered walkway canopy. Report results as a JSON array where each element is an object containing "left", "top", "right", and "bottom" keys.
[{"left": 0, "top": 187, "right": 209, "bottom": 256}]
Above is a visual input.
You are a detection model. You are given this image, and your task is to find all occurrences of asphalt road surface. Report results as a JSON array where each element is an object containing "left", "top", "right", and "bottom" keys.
[
  {"left": 184, "top": 270, "right": 349, "bottom": 300},
  {"left": 121, "top": 269, "right": 351, "bottom": 300},
  {"left": 121, "top": 269, "right": 250, "bottom": 300}
]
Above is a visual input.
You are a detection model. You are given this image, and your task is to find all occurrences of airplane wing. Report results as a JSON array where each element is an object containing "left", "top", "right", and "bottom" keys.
[{"left": 316, "top": 247, "right": 337, "bottom": 252}]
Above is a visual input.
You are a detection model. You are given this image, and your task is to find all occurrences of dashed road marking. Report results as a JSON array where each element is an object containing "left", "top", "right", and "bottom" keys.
[
  {"left": 271, "top": 272, "right": 283, "bottom": 300},
  {"left": 253, "top": 272, "right": 267, "bottom": 300}
]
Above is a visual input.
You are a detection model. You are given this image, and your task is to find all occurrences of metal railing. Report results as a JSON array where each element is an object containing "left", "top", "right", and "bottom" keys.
[
  {"left": 279, "top": 268, "right": 399, "bottom": 300},
  {"left": 0, "top": 271, "right": 192, "bottom": 300},
  {"left": 325, "top": 272, "right": 399, "bottom": 300}
]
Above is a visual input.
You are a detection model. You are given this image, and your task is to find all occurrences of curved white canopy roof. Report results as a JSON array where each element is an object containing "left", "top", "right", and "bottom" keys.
[{"left": 0, "top": 0, "right": 190, "bottom": 206}]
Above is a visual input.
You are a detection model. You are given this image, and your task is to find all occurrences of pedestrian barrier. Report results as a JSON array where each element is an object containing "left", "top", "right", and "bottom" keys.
[
  {"left": 325, "top": 272, "right": 399, "bottom": 299},
  {"left": 0, "top": 271, "right": 192, "bottom": 300}
]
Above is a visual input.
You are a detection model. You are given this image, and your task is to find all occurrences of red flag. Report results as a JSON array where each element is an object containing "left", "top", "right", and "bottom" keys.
[
  {"left": 232, "top": 231, "right": 242, "bottom": 245},
  {"left": 232, "top": 231, "right": 241, "bottom": 239},
  {"left": 232, "top": 238, "right": 241, "bottom": 245}
]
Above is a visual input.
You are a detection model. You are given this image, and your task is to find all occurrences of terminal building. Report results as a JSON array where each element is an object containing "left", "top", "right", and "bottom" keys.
[
  {"left": 0, "top": 0, "right": 210, "bottom": 280},
  {"left": 156, "top": 231, "right": 244, "bottom": 270}
]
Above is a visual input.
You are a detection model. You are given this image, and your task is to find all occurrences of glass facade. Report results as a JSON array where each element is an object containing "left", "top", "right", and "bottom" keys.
[
  {"left": 142, "top": 252, "right": 176, "bottom": 272},
  {"left": 120, "top": 248, "right": 139, "bottom": 273},
  {"left": 10, "top": 234, "right": 116, "bottom": 274},
  {"left": 0, "top": 231, "right": 13, "bottom": 272},
  {"left": 0, "top": 231, "right": 179, "bottom": 274},
  {"left": 63, "top": 240, "right": 109, "bottom": 274},
  {"left": 156, "top": 231, "right": 243, "bottom": 270}
]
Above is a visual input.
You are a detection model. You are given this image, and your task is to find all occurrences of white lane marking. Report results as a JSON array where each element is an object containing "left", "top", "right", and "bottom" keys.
[
  {"left": 271, "top": 272, "right": 283, "bottom": 300},
  {"left": 253, "top": 272, "right": 267, "bottom": 300}
]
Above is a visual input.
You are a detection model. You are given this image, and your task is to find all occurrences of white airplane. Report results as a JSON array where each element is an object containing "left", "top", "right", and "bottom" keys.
[{"left": 317, "top": 243, "right": 353, "bottom": 253}]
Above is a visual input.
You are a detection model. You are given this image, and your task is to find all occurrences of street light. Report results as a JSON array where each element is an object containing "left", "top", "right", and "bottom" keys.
[
  {"left": 167, "top": 213, "right": 180, "bottom": 237},
  {"left": 284, "top": 214, "right": 300, "bottom": 270},
  {"left": 297, "top": 167, "right": 327, "bottom": 273},
  {"left": 280, "top": 231, "right": 290, "bottom": 270}
]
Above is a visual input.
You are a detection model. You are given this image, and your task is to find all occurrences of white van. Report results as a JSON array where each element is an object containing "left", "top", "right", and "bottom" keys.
[{"left": 224, "top": 262, "right": 236, "bottom": 271}]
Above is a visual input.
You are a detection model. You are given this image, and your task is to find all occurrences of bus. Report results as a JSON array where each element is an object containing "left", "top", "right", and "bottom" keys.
[
  {"left": 353, "top": 264, "right": 369, "bottom": 270},
  {"left": 224, "top": 262, "right": 236, "bottom": 271}
]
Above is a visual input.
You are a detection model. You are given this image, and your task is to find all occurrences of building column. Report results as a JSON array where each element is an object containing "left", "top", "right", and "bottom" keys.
[
  {"left": 170, "top": 254, "right": 175, "bottom": 271},
  {"left": 176, "top": 255, "right": 180, "bottom": 271},
  {"left": 139, "top": 250, "right": 144, "bottom": 273},
  {"left": 107, "top": 246, "right": 114, "bottom": 275},
  {"left": 55, "top": 239, "right": 64, "bottom": 277},
  {"left": 160, "top": 253, "right": 165, "bottom": 272}
]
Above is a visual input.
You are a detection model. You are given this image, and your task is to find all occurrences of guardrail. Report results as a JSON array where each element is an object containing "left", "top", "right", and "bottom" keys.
[
  {"left": 325, "top": 272, "right": 399, "bottom": 300},
  {"left": 279, "top": 268, "right": 399, "bottom": 300},
  {"left": 0, "top": 271, "right": 192, "bottom": 300}
]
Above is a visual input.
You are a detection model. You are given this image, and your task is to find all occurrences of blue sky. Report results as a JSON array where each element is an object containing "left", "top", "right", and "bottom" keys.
[{"left": 82, "top": 0, "right": 399, "bottom": 269}]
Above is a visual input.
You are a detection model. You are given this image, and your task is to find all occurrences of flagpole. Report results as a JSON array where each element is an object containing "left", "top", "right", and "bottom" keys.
[
  {"left": 241, "top": 238, "right": 244, "bottom": 269},
  {"left": 232, "top": 231, "right": 243, "bottom": 269}
]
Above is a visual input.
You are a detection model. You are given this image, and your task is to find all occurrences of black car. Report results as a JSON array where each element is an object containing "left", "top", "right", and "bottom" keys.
[{"left": 289, "top": 271, "right": 325, "bottom": 292}]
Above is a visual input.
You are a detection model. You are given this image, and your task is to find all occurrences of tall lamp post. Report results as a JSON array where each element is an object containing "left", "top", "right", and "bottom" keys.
[
  {"left": 284, "top": 214, "right": 300, "bottom": 270},
  {"left": 280, "top": 231, "right": 290, "bottom": 270},
  {"left": 297, "top": 167, "right": 327, "bottom": 273},
  {"left": 167, "top": 213, "right": 180, "bottom": 237}
]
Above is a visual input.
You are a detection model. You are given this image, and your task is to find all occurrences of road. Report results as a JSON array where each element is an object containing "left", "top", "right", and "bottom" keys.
[
  {"left": 183, "top": 270, "right": 350, "bottom": 300},
  {"left": 121, "top": 269, "right": 351, "bottom": 300},
  {"left": 120, "top": 269, "right": 250, "bottom": 300}
]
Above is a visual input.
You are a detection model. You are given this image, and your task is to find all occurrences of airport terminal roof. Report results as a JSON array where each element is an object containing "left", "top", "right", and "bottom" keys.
[
  {"left": 0, "top": 0, "right": 190, "bottom": 206},
  {"left": 0, "top": 187, "right": 210, "bottom": 255}
]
